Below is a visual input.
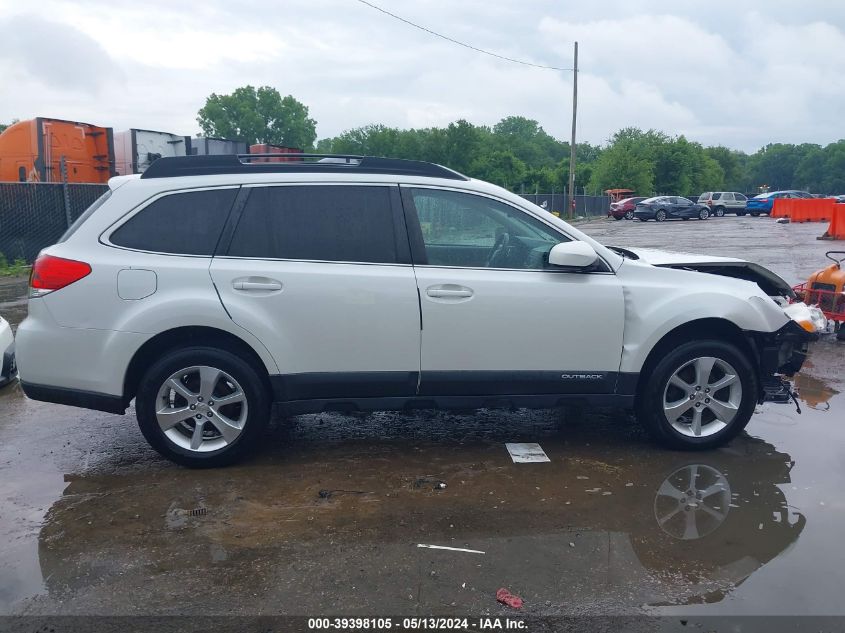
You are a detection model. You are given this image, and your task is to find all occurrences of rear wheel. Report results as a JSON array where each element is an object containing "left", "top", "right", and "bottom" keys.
[
  {"left": 636, "top": 340, "right": 758, "bottom": 450},
  {"left": 613, "top": 214, "right": 623, "bottom": 220},
  {"left": 656, "top": 210, "right": 667, "bottom": 222},
  {"left": 714, "top": 207, "right": 725, "bottom": 217},
  {"left": 136, "top": 346, "right": 271, "bottom": 467},
  {"left": 736, "top": 211, "right": 746, "bottom": 217},
  {"left": 750, "top": 212, "right": 760, "bottom": 217}
]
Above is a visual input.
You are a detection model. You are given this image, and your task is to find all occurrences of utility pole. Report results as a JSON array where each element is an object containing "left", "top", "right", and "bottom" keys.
[{"left": 567, "top": 41, "right": 578, "bottom": 220}]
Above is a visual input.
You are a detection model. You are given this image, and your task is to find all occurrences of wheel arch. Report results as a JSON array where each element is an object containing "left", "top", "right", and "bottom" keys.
[
  {"left": 123, "top": 326, "right": 273, "bottom": 403},
  {"left": 633, "top": 317, "right": 756, "bottom": 405}
]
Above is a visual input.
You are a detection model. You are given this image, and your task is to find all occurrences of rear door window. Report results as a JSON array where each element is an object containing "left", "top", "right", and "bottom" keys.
[
  {"left": 109, "top": 188, "right": 237, "bottom": 255},
  {"left": 227, "top": 185, "right": 399, "bottom": 264},
  {"left": 712, "top": 193, "right": 722, "bottom": 200}
]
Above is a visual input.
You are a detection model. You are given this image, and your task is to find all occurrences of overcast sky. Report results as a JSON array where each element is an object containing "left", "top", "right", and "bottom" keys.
[{"left": 0, "top": 0, "right": 843, "bottom": 152}]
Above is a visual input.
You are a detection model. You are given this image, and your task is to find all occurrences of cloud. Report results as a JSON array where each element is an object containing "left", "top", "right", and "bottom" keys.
[
  {"left": 0, "top": 0, "right": 843, "bottom": 152},
  {"left": 0, "top": 14, "right": 122, "bottom": 93}
]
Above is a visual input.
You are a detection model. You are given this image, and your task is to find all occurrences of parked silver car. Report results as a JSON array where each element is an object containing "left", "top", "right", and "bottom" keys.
[{"left": 697, "top": 192, "right": 748, "bottom": 217}]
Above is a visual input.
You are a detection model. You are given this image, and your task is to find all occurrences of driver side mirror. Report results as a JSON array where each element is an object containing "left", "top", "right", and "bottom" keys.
[{"left": 548, "top": 241, "right": 598, "bottom": 270}]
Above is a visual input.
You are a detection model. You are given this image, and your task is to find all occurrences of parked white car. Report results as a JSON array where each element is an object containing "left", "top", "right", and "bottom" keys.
[
  {"left": 0, "top": 314, "right": 15, "bottom": 387},
  {"left": 15, "top": 155, "right": 821, "bottom": 466},
  {"left": 697, "top": 192, "right": 748, "bottom": 216}
]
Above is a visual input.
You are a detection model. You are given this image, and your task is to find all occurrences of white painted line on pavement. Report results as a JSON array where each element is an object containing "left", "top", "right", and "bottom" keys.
[{"left": 417, "top": 544, "right": 486, "bottom": 554}]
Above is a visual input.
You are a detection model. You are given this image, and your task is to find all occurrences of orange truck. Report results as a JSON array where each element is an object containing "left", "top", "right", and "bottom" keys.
[{"left": 0, "top": 118, "right": 114, "bottom": 183}]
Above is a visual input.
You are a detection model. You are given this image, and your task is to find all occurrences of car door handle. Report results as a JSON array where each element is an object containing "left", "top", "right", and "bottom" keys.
[
  {"left": 426, "top": 285, "right": 474, "bottom": 299},
  {"left": 232, "top": 278, "right": 283, "bottom": 292}
]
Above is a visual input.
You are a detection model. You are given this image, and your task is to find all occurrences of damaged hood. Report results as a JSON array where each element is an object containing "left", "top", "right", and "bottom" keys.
[{"left": 615, "top": 247, "right": 795, "bottom": 299}]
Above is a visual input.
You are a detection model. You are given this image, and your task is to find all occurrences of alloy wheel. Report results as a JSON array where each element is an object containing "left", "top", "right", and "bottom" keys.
[
  {"left": 625, "top": 210, "right": 635, "bottom": 220},
  {"left": 699, "top": 208, "right": 709, "bottom": 220},
  {"left": 155, "top": 365, "right": 248, "bottom": 452},
  {"left": 656, "top": 210, "right": 666, "bottom": 222},
  {"left": 662, "top": 356, "right": 742, "bottom": 438}
]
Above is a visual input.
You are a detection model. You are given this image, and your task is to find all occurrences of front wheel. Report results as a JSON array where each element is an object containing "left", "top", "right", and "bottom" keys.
[
  {"left": 625, "top": 210, "right": 635, "bottom": 220},
  {"left": 135, "top": 346, "right": 271, "bottom": 467},
  {"left": 636, "top": 340, "right": 758, "bottom": 450},
  {"left": 750, "top": 212, "right": 760, "bottom": 217},
  {"left": 613, "top": 215, "right": 623, "bottom": 220},
  {"left": 656, "top": 210, "right": 667, "bottom": 222},
  {"left": 736, "top": 211, "right": 746, "bottom": 217},
  {"left": 699, "top": 208, "right": 710, "bottom": 220}
]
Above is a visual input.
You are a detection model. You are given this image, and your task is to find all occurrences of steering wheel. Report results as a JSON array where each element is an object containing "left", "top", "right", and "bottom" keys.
[{"left": 486, "top": 231, "right": 510, "bottom": 267}]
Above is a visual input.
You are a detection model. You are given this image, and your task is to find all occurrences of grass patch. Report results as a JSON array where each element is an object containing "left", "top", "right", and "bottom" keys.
[{"left": 0, "top": 252, "right": 30, "bottom": 277}]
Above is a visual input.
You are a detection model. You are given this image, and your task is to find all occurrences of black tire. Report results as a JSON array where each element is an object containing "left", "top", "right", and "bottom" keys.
[
  {"left": 736, "top": 211, "right": 746, "bottom": 217},
  {"left": 714, "top": 207, "right": 726, "bottom": 217},
  {"left": 613, "top": 215, "right": 623, "bottom": 220},
  {"left": 625, "top": 210, "right": 635, "bottom": 220},
  {"left": 636, "top": 340, "right": 758, "bottom": 450},
  {"left": 136, "top": 346, "right": 271, "bottom": 467},
  {"left": 656, "top": 210, "right": 667, "bottom": 222},
  {"left": 682, "top": 217, "right": 689, "bottom": 221},
  {"left": 750, "top": 212, "right": 760, "bottom": 217}
]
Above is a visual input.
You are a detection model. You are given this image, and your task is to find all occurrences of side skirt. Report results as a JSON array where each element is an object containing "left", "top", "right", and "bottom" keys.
[{"left": 276, "top": 394, "right": 635, "bottom": 416}]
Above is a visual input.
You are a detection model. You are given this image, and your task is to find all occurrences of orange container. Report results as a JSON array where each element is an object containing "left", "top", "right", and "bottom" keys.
[
  {"left": 0, "top": 118, "right": 114, "bottom": 183},
  {"left": 824, "top": 204, "right": 845, "bottom": 239},
  {"left": 249, "top": 143, "right": 302, "bottom": 163},
  {"left": 772, "top": 198, "right": 834, "bottom": 222},
  {"left": 771, "top": 198, "right": 795, "bottom": 218}
]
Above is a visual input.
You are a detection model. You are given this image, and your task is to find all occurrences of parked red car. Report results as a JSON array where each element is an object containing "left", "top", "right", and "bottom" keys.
[{"left": 608, "top": 196, "right": 647, "bottom": 220}]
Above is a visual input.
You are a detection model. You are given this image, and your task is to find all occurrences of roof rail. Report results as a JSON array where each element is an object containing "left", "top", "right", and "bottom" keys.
[{"left": 140, "top": 153, "right": 468, "bottom": 180}]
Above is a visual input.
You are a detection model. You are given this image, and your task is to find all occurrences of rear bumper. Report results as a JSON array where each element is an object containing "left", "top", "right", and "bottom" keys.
[
  {"left": 0, "top": 341, "right": 15, "bottom": 387},
  {"left": 20, "top": 381, "right": 128, "bottom": 414},
  {"left": 633, "top": 210, "right": 656, "bottom": 219}
]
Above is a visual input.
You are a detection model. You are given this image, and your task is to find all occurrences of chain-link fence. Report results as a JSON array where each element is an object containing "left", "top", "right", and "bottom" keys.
[
  {"left": 0, "top": 183, "right": 109, "bottom": 264},
  {"left": 519, "top": 193, "right": 611, "bottom": 218}
]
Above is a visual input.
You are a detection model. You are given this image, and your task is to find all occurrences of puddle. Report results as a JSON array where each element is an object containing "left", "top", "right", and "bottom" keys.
[{"left": 0, "top": 271, "right": 844, "bottom": 614}]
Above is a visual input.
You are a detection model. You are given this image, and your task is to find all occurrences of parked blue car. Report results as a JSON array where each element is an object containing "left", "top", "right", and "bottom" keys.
[{"left": 746, "top": 190, "right": 813, "bottom": 216}]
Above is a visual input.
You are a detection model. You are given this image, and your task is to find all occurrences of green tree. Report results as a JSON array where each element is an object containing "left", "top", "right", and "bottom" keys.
[
  {"left": 197, "top": 86, "right": 317, "bottom": 149},
  {"left": 706, "top": 146, "right": 750, "bottom": 192},
  {"left": 470, "top": 150, "right": 528, "bottom": 190},
  {"left": 0, "top": 119, "right": 19, "bottom": 134},
  {"left": 588, "top": 128, "right": 656, "bottom": 195}
]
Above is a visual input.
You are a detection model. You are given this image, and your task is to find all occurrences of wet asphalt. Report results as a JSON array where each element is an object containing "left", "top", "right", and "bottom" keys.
[{"left": 0, "top": 215, "right": 843, "bottom": 619}]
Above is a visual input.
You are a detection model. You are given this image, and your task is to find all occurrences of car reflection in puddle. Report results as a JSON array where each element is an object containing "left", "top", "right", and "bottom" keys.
[{"left": 32, "top": 430, "right": 805, "bottom": 613}]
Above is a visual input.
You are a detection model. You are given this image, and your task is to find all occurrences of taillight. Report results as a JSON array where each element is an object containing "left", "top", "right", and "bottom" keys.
[{"left": 29, "top": 254, "right": 91, "bottom": 297}]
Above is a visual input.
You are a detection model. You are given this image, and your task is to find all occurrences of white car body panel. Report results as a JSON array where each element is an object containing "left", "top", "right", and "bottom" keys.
[
  {"left": 209, "top": 258, "right": 421, "bottom": 375},
  {"left": 0, "top": 316, "right": 12, "bottom": 353},
  {"left": 616, "top": 259, "right": 790, "bottom": 373},
  {"left": 415, "top": 266, "right": 624, "bottom": 373}
]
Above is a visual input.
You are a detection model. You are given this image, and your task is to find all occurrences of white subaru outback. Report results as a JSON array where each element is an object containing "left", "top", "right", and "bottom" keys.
[{"left": 15, "top": 155, "right": 821, "bottom": 467}]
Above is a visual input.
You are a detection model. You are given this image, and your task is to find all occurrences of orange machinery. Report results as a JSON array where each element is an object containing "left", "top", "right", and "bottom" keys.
[
  {"left": 793, "top": 251, "right": 845, "bottom": 340},
  {"left": 0, "top": 118, "right": 114, "bottom": 183}
]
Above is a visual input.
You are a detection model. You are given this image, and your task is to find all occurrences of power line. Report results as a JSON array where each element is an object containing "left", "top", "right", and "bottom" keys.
[{"left": 355, "top": 0, "right": 573, "bottom": 72}]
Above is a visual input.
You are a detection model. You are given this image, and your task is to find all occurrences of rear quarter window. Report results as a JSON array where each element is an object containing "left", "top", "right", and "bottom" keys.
[
  {"left": 227, "top": 185, "right": 398, "bottom": 264},
  {"left": 109, "top": 188, "right": 237, "bottom": 255}
]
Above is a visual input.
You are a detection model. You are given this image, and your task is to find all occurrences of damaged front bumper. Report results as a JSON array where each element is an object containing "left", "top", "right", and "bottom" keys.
[{"left": 751, "top": 319, "right": 819, "bottom": 405}]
